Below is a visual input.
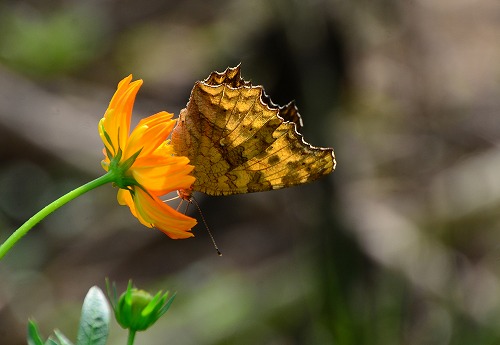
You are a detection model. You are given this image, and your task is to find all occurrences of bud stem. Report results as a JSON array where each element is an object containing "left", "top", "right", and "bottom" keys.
[{"left": 127, "top": 330, "right": 136, "bottom": 345}]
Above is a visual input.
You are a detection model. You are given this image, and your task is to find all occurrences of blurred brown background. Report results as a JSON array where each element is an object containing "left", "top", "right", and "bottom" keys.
[{"left": 1, "top": 0, "right": 500, "bottom": 344}]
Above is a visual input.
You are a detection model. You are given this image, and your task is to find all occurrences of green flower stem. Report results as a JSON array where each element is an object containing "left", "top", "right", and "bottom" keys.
[
  {"left": 0, "top": 171, "right": 117, "bottom": 260},
  {"left": 127, "top": 330, "right": 136, "bottom": 345}
]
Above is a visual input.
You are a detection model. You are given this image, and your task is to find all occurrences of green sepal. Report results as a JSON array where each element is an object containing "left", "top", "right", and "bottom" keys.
[
  {"left": 120, "top": 148, "right": 142, "bottom": 172},
  {"left": 157, "top": 292, "right": 176, "bottom": 318},
  {"left": 100, "top": 124, "right": 116, "bottom": 156},
  {"left": 109, "top": 148, "right": 123, "bottom": 170},
  {"left": 105, "top": 278, "right": 118, "bottom": 311},
  {"left": 103, "top": 145, "right": 114, "bottom": 162}
]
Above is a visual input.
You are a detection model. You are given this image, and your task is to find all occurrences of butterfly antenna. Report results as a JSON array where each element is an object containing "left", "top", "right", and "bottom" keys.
[{"left": 190, "top": 196, "right": 222, "bottom": 256}]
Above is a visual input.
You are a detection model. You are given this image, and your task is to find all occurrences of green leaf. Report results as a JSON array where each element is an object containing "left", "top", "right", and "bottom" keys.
[
  {"left": 76, "top": 286, "right": 110, "bottom": 345},
  {"left": 45, "top": 337, "right": 61, "bottom": 345},
  {"left": 54, "top": 330, "right": 74, "bottom": 345},
  {"left": 27, "top": 320, "right": 45, "bottom": 345}
]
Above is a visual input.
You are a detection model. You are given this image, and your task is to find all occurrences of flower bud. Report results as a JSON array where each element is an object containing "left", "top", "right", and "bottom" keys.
[{"left": 106, "top": 279, "right": 175, "bottom": 332}]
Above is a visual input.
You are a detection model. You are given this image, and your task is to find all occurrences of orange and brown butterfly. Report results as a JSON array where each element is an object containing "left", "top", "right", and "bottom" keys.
[{"left": 171, "top": 65, "right": 336, "bottom": 198}]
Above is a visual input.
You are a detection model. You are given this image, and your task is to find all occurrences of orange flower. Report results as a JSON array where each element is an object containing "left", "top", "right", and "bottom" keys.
[{"left": 99, "top": 75, "right": 197, "bottom": 239}]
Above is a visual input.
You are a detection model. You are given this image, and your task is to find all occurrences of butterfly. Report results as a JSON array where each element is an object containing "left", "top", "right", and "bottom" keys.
[{"left": 171, "top": 65, "right": 336, "bottom": 198}]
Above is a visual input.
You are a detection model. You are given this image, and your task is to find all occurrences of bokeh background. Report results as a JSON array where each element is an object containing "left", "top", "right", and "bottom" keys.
[{"left": 1, "top": 0, "right": 500, "bottom": 344}]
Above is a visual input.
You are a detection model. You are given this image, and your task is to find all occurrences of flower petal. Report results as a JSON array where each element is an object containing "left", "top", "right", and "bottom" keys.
[
  {"left": 125, "top": 112, "right": 176, "bottom": 160},
  {"left": 132, "top": 156, "right": 195, "bottom": 195},
  {"left": 117, "top": 188, "right": 152, "bottom": 228},
  {"left": 100, "top": 76, "right": 143, "bottom": 156},
  {"left": 132, "top": 188, "right": 197, "bottom": 239}
]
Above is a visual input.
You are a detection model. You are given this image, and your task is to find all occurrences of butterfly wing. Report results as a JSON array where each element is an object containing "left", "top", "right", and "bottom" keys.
[{"left": 171, "top": 66, "right": 336, "bottom": 196}]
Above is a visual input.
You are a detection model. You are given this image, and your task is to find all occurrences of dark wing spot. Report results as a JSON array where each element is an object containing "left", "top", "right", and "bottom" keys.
[{"left": 268, "top": 155, "right": 280, "bottom": 165}]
